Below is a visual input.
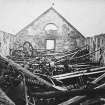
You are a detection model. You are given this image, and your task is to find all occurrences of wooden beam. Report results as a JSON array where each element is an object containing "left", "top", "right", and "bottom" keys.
[{"left": 0, "top": 88, "right": 15, "bottom": 105}]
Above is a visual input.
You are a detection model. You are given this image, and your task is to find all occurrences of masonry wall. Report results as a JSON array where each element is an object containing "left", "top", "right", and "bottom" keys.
[
  {"left": 15, "top": 8, "right": 85, "bottom": 53},
  {"left": 0, "top": 31, "right": 15, "bottom": 56},
  {"left": 86, "top": 34, "right": 105, "bottom": 65}
]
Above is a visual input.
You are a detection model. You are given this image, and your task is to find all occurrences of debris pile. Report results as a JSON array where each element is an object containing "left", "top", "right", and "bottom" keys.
[{"left": 0, "top": 45, "right": 105, "bottom": 105}]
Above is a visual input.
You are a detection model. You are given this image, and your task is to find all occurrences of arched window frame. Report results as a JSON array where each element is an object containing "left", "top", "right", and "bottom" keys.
[{"left": 44, "top": 23, "right": 58, "bottom": 32}]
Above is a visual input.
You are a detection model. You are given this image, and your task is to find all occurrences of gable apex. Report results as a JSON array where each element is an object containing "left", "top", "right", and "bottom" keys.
[
  {"left": 50, "top": 7, "right": 85, "bottom": 39},
  {"left": 16, "top": 7, "right": 85, "bottom": 39},
  {"left": 16, "top": 7, "right": 54, "bottom": 35}
]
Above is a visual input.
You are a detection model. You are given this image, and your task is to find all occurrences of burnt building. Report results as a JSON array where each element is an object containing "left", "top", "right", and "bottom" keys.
[
  {"left": 14, "top": 7, "right": 85, "bottom": 53},
  {"left": 86, "top": 34, "right": 105, "bottom": 64},
  {"left": 0, "top": 31, "right": 15, "bottom": 56}
]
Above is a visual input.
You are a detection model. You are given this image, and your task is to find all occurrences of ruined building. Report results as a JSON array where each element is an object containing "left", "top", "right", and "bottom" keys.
[
  {"left": 86, "top": 34, "right": 105, "bottom": 64},
  {"left": 0, "top": 7, "right": 86, "bottom": 56},
  {"left": 14, "top": 7, "right": 85, "bottom": 53},
  {"left": 0, "top": 31, "right": 15, "bottom": 56},
  {"left": 1, "top": 7, "right": 105, "bottom": 65}
]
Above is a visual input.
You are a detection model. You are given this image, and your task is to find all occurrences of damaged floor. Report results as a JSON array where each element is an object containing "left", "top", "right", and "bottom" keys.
[{"left": 0, "top": 45, "right": 105, "bottom": 105}]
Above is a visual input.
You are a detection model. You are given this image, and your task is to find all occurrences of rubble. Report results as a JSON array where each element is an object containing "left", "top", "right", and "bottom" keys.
[{"left": 0, "top": 45, "right": 105, "bottom": 105}]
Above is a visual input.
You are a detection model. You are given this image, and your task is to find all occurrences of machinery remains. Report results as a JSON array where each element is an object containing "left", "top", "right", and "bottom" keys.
[
  {"left": 0, "top": 54, "right": 105, "bottom": 105},
  {"left": 0, "top": 44, "right": 105, "bottom": 105},
  {"left": 9, "top": 44, "right": 101, "bottom": 76}
]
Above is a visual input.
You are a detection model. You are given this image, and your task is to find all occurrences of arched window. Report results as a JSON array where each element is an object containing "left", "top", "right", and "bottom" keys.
[{"left": 44, "top": 23, "right": 58, "bottom": 32}]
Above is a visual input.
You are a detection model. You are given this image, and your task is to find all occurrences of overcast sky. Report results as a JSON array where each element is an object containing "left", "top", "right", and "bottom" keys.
[{"left": 0, "top": 0, "right": 105, "bottom": 37}]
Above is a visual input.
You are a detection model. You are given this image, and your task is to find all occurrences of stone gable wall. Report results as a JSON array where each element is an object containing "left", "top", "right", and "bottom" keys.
[{"left": 15, "top": 9, "right": 85, "bottom": 52}]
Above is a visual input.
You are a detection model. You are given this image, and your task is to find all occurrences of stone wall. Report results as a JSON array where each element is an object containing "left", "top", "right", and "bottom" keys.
[
  {"left": 15, "top": 8, "right": 85, "bottom": 53},
  {"left": 86, "top": 34, "right": 105, "bottom": 64},
  {"left": 0, "top": 31, "right": 15, "bottom": 56}
]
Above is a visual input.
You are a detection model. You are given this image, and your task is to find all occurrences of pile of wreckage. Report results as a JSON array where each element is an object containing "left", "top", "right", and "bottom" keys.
[{"left": 0, "top": 44, "right": 105, "bottom": 105}]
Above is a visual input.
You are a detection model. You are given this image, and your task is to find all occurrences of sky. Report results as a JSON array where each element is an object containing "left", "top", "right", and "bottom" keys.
[{"left": 0, "top": 0, "right": 105, "bottom": 37}]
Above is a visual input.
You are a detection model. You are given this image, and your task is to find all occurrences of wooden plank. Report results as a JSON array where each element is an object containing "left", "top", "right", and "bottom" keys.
[
  {"left": 58, "top": 79, "right": 105, "bottom": 105},
  {"left": 0, "top": 54, "right": 67, "bottom": 91},
  {"left": 0, "top": 88, "right": 15, "bottom": 105},
  {"left": 58, "top": 96, "right": 86, "bottom": 105}
]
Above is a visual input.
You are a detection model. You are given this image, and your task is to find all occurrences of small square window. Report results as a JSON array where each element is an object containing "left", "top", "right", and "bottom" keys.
[{"left": 46, "top": 39, "right": 55, "bottom": 50}]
